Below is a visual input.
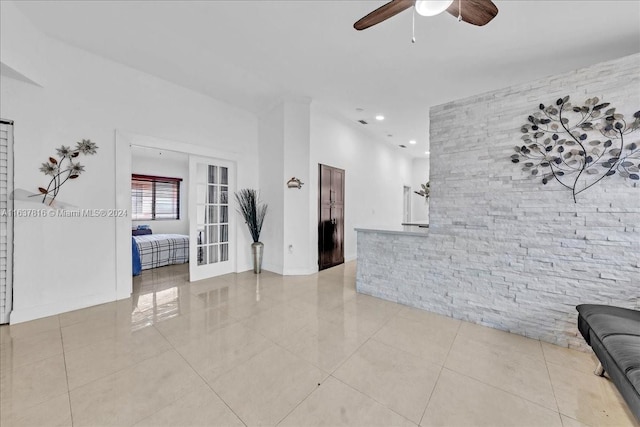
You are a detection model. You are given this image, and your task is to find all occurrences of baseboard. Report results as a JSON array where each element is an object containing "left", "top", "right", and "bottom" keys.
[
  {"left": 261, "top": 262, "right": 283, "bottom": 275},
  {"left": 9, "top": 291, "right": 117, "bottom": 324},
  {"left": 282, "top": 268, "right": 317, "bottom": 276}
]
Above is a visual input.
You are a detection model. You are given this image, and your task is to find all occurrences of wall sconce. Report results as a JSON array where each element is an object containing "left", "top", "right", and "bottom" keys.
[{"left": 287, "top": 177, "right": 304, "bottom": 189}]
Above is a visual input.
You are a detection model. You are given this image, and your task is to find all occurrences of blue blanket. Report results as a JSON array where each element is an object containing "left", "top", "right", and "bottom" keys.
[{"left": 132, "top": 237, "right": 142, "bottom": 276}]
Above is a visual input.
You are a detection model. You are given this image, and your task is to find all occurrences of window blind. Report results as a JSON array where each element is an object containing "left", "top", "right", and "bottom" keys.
[{"left": 131, "top": 174, "right": 182, "bottom": 220}]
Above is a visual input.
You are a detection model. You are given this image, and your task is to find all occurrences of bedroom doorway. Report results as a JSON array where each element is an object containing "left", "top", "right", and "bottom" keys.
[
  {"left": 116, "top": 132, "right": 241, "bottom": 297},
  {"left": 189, "top": 156, "right": 236, "bottom": 281}
]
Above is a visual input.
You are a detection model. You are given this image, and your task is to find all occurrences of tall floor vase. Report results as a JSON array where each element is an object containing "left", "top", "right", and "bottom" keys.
[{"left": 252, "top": 242, "right": 264, "bottom": 274}]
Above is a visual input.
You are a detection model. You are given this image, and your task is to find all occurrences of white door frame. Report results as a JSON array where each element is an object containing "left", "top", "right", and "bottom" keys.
[
  {"left": 0, "top": 119, "right": 14, "bottom": 324},
  {"left": 114, "top": 131, "right": 241, "bottom": 299},
  {"left": 403, "top": 185, "right": 411, "bottom": 224}
]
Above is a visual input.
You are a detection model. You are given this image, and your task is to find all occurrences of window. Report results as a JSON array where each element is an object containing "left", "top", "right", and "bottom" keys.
[{"left": 131, "top": 174, "right": 182, "bottom": 220}]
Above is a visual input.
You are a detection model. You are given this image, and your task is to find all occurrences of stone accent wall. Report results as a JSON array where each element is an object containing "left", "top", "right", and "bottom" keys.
[{"left": 357, "top": 54, "right": 640, "bottom": 348}]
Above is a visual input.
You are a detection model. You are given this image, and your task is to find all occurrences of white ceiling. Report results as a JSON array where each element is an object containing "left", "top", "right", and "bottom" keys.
[{"left": 14, "top": 1, "right": 640, "bottom": 157}]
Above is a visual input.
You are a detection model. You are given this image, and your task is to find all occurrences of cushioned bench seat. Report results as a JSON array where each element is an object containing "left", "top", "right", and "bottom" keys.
[{"left": 577, "top": 304, "right": 640, "bottom": 421}]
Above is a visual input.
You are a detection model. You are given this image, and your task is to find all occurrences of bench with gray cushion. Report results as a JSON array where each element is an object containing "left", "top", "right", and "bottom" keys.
[{"left": 576, "top": 304, "right": 640, "bottom": 421}]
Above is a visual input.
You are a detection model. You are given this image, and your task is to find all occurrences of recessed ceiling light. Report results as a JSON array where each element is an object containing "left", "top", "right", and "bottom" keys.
[
  {"left": 425, "top": 151, "right": 430, "bottom": 155},
  {"left": 375, "top": 115, "right": 385, "bottom": 121},
  {"left": 409, "top": 140, "right": 417, "bottom": 145}
]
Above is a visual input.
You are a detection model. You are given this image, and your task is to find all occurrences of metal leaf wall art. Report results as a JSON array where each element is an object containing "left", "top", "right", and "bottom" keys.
[
  {"left": 511, "top": 96, "right": 639, "bottom": 202},
  {"left": 37, "top": 139, "right": 98, "bottom": 206}
]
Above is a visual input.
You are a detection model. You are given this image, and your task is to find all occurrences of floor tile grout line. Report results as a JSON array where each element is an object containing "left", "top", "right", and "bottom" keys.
[
  {"left": 329, "top": 375, "right": 420, "bottom": 426},
  {"left": 189, "top": 324, "right": 326, "bottom": 427},
  {"left": 560, "top": 413, "right": 596, "bottom": 427},
  {"left": 56, "top": 316, "right": 77, "bottom": 427},
  {"left": 328, "top": 332, "right": 438, "bottom": 425},
  {"left": 62, "top": 326, "right": 176, "bottom": 393},
  {"left": 544, "top": 354, "right": 601, "bottom": 376},
  {"left": 433, "top": 327, "right": 564, "bottom": 413},
  {"left": 326, "top": 304, "right": 402, "bottom": 377},
  {"left": 441, "top": 364, "right": 563, "bottom": 416},
  {"left": 67, "top": 346, "right": 177, "bottom": 396},
  {"left": 0, "top": 332, "right": 66, "bottom": 372},
  {"left": 242, "top": 312, "right": 317, "bottom": 348},
  {"left": 149, "top": 323, "right": 250, "bottom": 427},
  {"left": 418, "top": 317, "right": 462, "bottom": 426},
  {"left": 306, "top": 302, "right": 430, "bottom": 423},
  {"left": 266, "top": 316, "right": 353, "bottom": 376},
  {"left": 273, "top": 376, "right": 328, "bottom": 427},
  {"left": 540, "top": 339, "right": 566, "bottom": 417},
  {"left": 150, "top": 316, "right": 270, "bottom": 382},
  {"left": 252, "top": 275, "right": 391, "bottom": 424}
]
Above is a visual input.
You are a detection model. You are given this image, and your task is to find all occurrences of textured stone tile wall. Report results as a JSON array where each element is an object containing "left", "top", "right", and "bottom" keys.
[{"left": 357, "top": 54, "right": 640, "bottom": 349}]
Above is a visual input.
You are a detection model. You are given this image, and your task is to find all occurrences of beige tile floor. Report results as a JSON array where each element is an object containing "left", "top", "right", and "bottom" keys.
[{"left": 1, "top": 262, "right": 638, "bottom": 427}]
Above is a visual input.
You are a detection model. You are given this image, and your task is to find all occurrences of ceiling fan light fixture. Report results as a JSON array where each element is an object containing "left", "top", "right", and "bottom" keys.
[{"left": 414, "top": 0, "right": 454, "bottom": 17}]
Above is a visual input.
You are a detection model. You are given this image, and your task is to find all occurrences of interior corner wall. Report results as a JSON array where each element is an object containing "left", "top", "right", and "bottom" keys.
[
  {"left": 0, "top": 1, "right": 46, "bottom": 86},
  {"left": 411, "top": 157, "right": 430, "bottom": 222},
  {"left": 310, "top": 104, "right": 413, "bottom": 264},
  {"left": 359, "top": 53, "right": 640, "bottom": 348},
  {"left": 1, "top": 3, "right": 258, "bottom": 323},
  {"left": 258, "top": 104, "right": 285, "bottom": 274},
  {"left": 283, "top": 100, "right": 312, "bottom": 275}
]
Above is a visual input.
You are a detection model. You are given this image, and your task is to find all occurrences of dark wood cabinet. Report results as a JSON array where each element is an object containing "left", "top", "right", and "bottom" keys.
[{"left": 318, "top": 164, "right": 345, "bottom": 270}]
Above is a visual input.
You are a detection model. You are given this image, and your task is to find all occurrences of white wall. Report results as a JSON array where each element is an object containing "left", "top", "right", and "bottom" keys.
[
  {"left": 283, "top": 100, "right": 312, "bottom": 275},
  {"left": 131, "top": 148, "right": 189, "bottom": 235},
  {"left": 411, "top": 157, "right": 430, "bottom": 223},
  {"left": 257, "top": 98, "right": 313, "bottom": 275},
  {"left": 258, "top": 104, "right": 285, "bottom": 274},
  {"left": 1, "top": 2, "right": 258, "bottom": 323},
  {"left": 310, "top": 104, "right": 413, "bottom": 262},
  {"left": 0, "top": 1, "right": 45, "bottom": 86}
]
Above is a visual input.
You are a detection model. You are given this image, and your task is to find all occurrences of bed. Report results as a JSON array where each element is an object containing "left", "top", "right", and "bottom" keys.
[{"left": 132, "top": 234, "right": 189, "bottom": 272}]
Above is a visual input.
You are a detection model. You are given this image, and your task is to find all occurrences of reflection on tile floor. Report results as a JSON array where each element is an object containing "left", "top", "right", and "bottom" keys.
[{"left": 1, "top": 262, "right": 638, "bottom": 427}]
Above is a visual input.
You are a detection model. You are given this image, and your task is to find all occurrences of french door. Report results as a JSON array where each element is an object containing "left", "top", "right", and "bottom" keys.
[{"left": 189, "top": 156, "right": 235, "bottom": 281}]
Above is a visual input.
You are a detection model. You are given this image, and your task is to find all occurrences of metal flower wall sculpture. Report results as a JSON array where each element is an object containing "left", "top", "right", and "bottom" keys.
[
  {"left": 512, "top": 96, "right": 639, "bottom": 202},
  {"left": 38, "top": 139, "right": 98, "bottom": 205},
  {"left": 414, "top": 181, "right": 430, "bottom": 202}
]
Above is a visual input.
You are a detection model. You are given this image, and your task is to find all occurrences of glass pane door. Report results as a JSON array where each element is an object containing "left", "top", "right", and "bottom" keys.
[{"left": 189, "top": 157, "right": 235, "bottom": 281}]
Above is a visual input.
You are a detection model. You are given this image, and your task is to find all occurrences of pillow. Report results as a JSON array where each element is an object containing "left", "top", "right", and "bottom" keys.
[{"left": 132, "top": 229, "right": 152, "bottom": 236}]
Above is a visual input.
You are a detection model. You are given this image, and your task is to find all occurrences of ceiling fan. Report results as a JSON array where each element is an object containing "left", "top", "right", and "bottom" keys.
[{"left": 353, "top": 0, "right": 498, "bottom": 31}]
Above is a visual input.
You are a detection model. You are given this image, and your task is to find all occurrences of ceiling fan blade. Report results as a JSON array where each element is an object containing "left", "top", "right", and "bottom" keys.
[
  {"left": 446, "top": 0, "right": 498, "bottom": 26},
  {"left": 354, "top": 0, "right": 414, "bottom": 31}
]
